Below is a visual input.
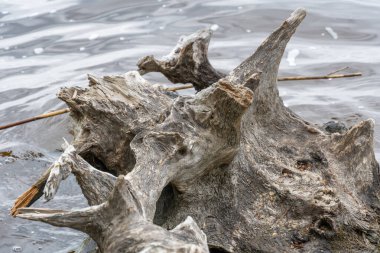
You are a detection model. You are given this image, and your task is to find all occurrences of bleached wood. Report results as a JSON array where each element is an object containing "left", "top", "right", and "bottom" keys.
[{"left": 16, "top": 8, "right": 380, "bottom": 253}]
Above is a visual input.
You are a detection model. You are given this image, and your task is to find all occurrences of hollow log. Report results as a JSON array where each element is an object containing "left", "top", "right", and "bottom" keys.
[{"left": 15, "top": 8, "right": 380, "bottom": 253}]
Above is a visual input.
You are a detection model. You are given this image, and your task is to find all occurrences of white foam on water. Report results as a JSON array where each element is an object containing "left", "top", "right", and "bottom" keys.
[
  {"left": 286, "top": 49, "right": 300, "bottom": 66},
  {"left": 325, "top": 26, "right": 338, "bottom": 39},
  {"left": 33, "top": 47, "right": 44, "bottom": 54},
  {"left": 28, "top": 12, "right": 40, "bottom": 17},
  {"left": 12, "top": 246, "right": 22, "bottom": 252},
  {"left": 88, "top": 33, "right": 99, "bottom": 40},
  {"left": 210, "top": 24, "right": 219, "bottom": 31}
]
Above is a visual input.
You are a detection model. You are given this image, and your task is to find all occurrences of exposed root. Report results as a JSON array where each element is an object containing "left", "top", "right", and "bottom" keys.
[{"left": 11, "top": 8, "right": 380, "bottom": 253}]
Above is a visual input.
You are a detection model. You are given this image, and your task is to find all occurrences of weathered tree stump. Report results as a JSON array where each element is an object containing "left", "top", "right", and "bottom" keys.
[{"left": 15, "top": 8, "right": 380, "bottom": 253}]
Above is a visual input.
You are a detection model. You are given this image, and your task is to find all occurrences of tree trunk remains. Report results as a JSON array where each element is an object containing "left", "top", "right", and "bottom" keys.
[{"left": 16, "top": 8, "right": 380, "bottom": 253}]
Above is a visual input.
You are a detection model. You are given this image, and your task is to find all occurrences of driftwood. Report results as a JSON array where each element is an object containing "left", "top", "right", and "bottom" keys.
[{"left": 14, "top": 8, "right": 380, "bottom": 253}]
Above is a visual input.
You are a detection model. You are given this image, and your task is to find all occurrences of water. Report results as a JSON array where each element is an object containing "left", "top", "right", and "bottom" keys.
[{"left": 1, "top": 0, "right": 380, "bottom": 252}]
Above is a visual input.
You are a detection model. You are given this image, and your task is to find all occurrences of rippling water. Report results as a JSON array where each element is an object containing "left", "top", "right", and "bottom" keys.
[{"left": 1, "top": 0, "right": 380, "bottom": 252}]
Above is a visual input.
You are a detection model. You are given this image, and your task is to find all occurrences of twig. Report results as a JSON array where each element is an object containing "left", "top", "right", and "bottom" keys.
[
  {"left": 165, "top": 84, "right": 193, "bottom": 92},
  {"left": 0, "top": 72, "right": 362, "bottom": 131},
  {"left": 0, "top": 108, "right": 70, "bottom": 131},
  {"left": 327, "top": 66, "right": 349, "bottom": 76},
  {"left": 166, "top": 72, "right": 362, "bottom": 91},
  {"left": 277, "top": 72, "right": 362, "bottom": 81}
]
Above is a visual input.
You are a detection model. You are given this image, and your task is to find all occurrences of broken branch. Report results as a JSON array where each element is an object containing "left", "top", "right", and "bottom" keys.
[
  {"left": 0, "top": 108, "right": 70, "bottom": 131},
  {"left": 11, "top": 168, "right": 51, "bottom": 216},
  {"left": 277, "top": 72, "right": 362, "bottom": 81}
]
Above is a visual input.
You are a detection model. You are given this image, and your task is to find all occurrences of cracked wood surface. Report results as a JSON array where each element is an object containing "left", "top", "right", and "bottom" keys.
[{"left": 14, "top": 8, "right": 380, "bottom": 253}]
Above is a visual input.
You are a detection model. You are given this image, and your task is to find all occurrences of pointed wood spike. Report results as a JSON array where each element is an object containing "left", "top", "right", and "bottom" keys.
[
  {"left": 228, "top": 8, "right": 306, "bottom": 115},
  {"left": 229, "top": 8, "right": 306, "bottom": 84},
  {"left": 16, "top": 205, "right": 103, "bottom": 235}
]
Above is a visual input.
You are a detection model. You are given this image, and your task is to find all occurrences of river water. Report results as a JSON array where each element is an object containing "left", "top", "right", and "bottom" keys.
[{"left": 0, "top": 0, "right": 379, "bottom": 252}]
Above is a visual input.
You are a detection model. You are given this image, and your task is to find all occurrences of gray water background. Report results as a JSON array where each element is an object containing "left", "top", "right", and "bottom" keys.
[{"left": 0, "top": 0, "right": 379, "bottom": 252}]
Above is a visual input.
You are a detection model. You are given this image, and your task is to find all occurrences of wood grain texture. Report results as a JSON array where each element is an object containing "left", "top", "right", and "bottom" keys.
[
  {"left": 137, "top": 29, "right": 224, "bottom": 91},
  {"left": 15, "top": 8, "right": 380, "bottom": 253}
]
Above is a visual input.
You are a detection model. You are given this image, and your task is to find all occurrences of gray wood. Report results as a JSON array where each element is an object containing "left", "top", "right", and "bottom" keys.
[
  {"left": 137, "top": 29, "right": 224, "bottom": 91},
  {"left": 16, "top": 8, "right": 380, "bottom": 253}
]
